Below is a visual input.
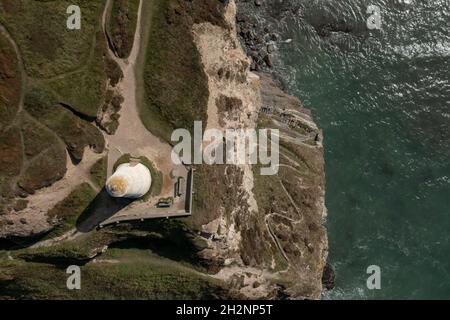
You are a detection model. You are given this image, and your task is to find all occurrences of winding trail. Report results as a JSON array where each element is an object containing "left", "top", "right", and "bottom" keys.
[
  {"left": 0, "top": 21, "right": 107, "bottom": 239},
  {"left": 26, "top": 0, "right": 171, "bottom": 245},
  {"left": 72, "top": 0, "right": 192, "bottom": 233},
  {"left": 102, "top": 0, "right": 174, "bottom": 191}
]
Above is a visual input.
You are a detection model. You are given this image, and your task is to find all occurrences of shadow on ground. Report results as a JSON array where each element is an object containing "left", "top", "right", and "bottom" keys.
[{"left": 76, "top": 189, "right": 133, "bottom": 232}]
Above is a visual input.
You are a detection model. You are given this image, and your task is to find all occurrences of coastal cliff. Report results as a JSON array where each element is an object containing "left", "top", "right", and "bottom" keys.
[
  {"left": 191, "top": 0, "right": 329, "bottom": 299},
  {"left": 0, "top": 0, "right": 328, "bottom": 300}
]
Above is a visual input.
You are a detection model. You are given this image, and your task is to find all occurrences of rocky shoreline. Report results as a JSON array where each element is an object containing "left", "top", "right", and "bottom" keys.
[{"left": 234, "top": 0, "right": 335, "bottom": 294}]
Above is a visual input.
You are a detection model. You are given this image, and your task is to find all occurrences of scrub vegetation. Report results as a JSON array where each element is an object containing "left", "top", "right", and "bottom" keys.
[
  {"left": 0, "top": 1, "right": 111, "bottom": 206},
  {"left": 106, "top": 0, "right": 140, "bottom": 59},
  {"left": 0, "top": 221, "right": 238, "bottom": 299},
  {"left": 0, "top": 0, "right": 104, "bottom": 79}
]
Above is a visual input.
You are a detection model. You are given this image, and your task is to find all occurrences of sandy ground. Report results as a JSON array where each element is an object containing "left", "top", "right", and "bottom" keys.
[
  {"left": 102, "top": 0, "right": 175, "bottom": 193},
  {"left": 0, "top": 149, "right": 104, "bottom": 238}
]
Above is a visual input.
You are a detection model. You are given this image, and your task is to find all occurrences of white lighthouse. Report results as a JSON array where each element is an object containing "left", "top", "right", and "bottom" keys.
[{"left": 106, "top": 163, "right": 152, "bottom": 199}]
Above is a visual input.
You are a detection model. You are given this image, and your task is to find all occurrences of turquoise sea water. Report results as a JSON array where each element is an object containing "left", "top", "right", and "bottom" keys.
[{"left": 269, "top": 0, "right": 449, "bottom": 299}]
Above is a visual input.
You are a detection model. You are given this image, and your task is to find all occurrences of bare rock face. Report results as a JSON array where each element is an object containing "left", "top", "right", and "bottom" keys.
[
  {"left": 322, "top": 262, "right": 336, "bottom": 290},
  {"left": 192, "top": 0, "right": 328, "bottom": 300}
]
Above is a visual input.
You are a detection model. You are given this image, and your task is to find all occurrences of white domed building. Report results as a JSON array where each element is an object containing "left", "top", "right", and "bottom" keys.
[{"left": 106, "top": 163, "right": 152, "bottom": 199}]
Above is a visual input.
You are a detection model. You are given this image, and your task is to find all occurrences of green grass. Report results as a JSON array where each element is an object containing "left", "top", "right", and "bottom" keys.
[
  {"left": 0, "top": 247, "right": 235, "bottom": 300},
  {"left": 14, "top": 229, "right": 119, "bottom": 263},
  {"left": 90, "top": 156, "right": 108, "bottom": 188},
  {"left": 0, "top": 33, "right": 21, "bottom": 200},
  {"left": 113, "top": 154, "right": 163, "bottom": 198},
  {"left": 0, "top": 0, "right": 111, "bottom": 200},
  {"left": 139, "top": 0, "right": 227, "bottom": 143},
  {"left": 0, "top": 126, "right": 23, "bottom": 180},
  {"left": 44, "top": 183, "right": 97, "bottom": 239},
  {"left": 1, "top": 224, "right": 236, "bottom": 300},
  {"left": 15, "top": 218, "right": 207, "bottom": 270},
  {"left": 0, "top": 0, "right": 104, "bottom": 79},
  {"left": 10, "top": 112, "right": 69, "bottom": 196},
  {"left": 24, "top": 86, "right": 105, "bottom": 161},
  {"left": 18, "top": 146, "right": 67, "bottom": 194},
  {"left": 47, "top": 30, "right": 110, "bottom": 118},
  {"left": 20, "top": 113, "right": 60, "bottom": 159},
  {"left": 0, "top": 1, "right": 121, "bottom": 119}
]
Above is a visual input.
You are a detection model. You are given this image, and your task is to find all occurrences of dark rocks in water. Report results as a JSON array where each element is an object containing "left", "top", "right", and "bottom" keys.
[
  {"left": 235, "top": 6, "right": 274, "bottom": 70},
  {"left": 265, "top": 0, "right": 303, "bottom": 20},
  {"left": 315, "top": 21, "right": 354, "bottom": 38},
  {"left": 269, "top": 33, "right": 279, "bottom": 41},
  {"left": 322, "top": 262, "right": 336, "bottom": 290}
]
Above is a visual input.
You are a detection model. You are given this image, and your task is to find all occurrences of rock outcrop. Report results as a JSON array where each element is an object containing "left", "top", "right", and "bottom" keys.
[{"left": 192, "top": 0, "right": 328, "bottom": 299}]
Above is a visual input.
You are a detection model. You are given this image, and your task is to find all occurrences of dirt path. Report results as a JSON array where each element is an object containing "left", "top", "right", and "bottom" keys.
[
  {"left": 59, "top": 0, "right": 191, "bottom": 234},
  {"left": 0, "top": 148, "right": 105, "bottom": 238},
  {"left": 0, "top": 19, "right": 107, "bottom": 238},
  {"left": 102, "top": 0, "right": 174, "bottom": 195}
]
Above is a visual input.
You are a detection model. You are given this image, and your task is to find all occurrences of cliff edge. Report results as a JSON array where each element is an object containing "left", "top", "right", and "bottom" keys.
[{"left": 191, "top": 0, "right": 328, "bottom": 299}]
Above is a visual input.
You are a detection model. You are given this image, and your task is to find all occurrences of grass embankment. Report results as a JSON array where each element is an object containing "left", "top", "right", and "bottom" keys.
[
  {"left": 90, "top": 156, "right": 108, "bottom": 188},
  {"left": 24, "top": 87, "right": 105, "bottom": 162},
  {"left": 46, "top": 30, "right": 110, "bottom": 119},
  {"left": 0, "top": 32, "right": 21, "bottom": 129},
  {"left": 0, "top": 248, "right": 232, "bottom": 299},
  {"left": 106, "top": 0, "right": 140, "bottom": 59},
  {"left": 0, "top": 1, "right": 112, "bottom": 201},
  {"left": 0, "top": 220, "right": 234, "bottom": 299},
  {"left": 0, "top": 32, "right": 21, "bottom": 209},
  {"left": 44, "top": 183, "right": 97, "bottom": 239},
  {"left": 139, "top": 0, "right": 227, "bottom": 143}
]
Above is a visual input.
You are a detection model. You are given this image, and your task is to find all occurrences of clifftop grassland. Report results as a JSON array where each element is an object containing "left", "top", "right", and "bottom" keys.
[
  {"left": 140, "top": 0, "right": 228, "bottom": 142},
  {"left": 0, "top": 0, "right": 110, "bottom": 204}
]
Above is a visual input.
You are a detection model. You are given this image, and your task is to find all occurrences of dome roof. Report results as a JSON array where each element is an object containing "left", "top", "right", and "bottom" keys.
[{"left": 106, "top": 163, "right": 152, "bottom": 199}]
